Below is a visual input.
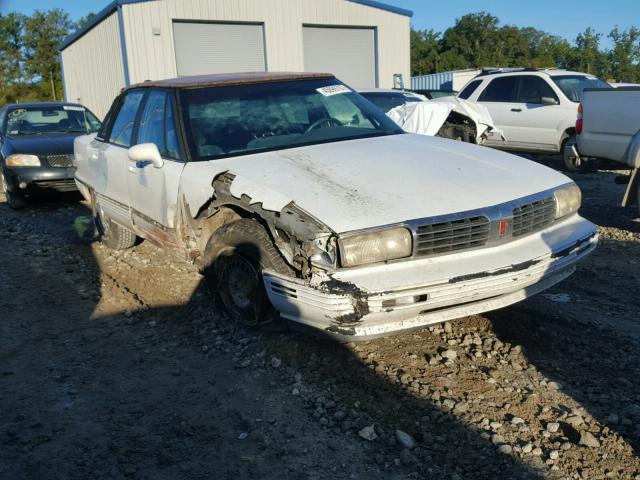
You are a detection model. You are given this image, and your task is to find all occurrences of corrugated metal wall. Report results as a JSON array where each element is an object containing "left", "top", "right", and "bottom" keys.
[
  {"left": 411, "top": 72, "right": 453, "bottom": 91},
  {"left": 411, "top": 70, "right": 481, "bottom": 92},
  {"left": 60, "top": 13, "right": 125, "bottom": 118},
  {"left": 120, "top": 0, "right": 410, "bottom": 88}
]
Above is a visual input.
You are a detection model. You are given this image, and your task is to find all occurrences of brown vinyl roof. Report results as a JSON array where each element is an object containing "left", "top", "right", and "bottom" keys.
[{"left": 125, "top": 72, "right": 335, "bottom": 90}]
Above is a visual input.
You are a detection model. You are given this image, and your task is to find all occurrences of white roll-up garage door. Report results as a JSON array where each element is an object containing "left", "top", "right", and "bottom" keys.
[
  {"left": 303, "top": 26, "right": 376, "bottom": 89},
  {"left": 173, "top": 21, "right": 266, "bottom": 77}
]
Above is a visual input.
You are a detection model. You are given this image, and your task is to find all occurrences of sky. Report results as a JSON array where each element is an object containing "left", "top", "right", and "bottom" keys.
[{"left": 1, "top": 0, "right": 640, "bottom": 49}]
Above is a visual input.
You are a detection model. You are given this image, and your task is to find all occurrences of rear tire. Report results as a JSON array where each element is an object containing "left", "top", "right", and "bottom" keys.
[
  {"left": 562, "top": 135, "right": 595, "bottom": 173},
  {"left": 93, "top": 194, "right": 136, "bottom": 250},
  {"left": 0, "top": 171, "right": 27, "bottom": 209},
  {"left": 201, "top": 218, "right": 292, "bottom": 329}
]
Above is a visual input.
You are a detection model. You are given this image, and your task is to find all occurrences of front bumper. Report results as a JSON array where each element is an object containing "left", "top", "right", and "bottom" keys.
[
  {"left": 4, "top": 166, "right": 77, "bottom": 193},
  {"left": 264, "top": 214, "right": 597, "bottom": 340}
]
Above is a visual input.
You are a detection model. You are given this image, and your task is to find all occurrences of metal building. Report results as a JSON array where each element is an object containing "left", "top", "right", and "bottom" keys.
[
  {"left": 60, "top": 0, "right": 412, "bottom": 118},
  {"left": 411, "top": 69, "right": 481, "bottom": 92}
]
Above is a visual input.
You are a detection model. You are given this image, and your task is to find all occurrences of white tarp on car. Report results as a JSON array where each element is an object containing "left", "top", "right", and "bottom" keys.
[
  {"left": 387, "top": 97, "right": 502, "bottom": 144},
  {"left": 387, "top": 101, "right": 452, "bottom": 137}
]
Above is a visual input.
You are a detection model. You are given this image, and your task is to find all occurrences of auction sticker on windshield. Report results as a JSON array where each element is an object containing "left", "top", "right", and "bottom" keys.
[
  {"left": 9, "top": 109, "right": 27, "bottom": 118},
  {"left": 316, "top": 85, "right": 351, "bottom": 97},
  {"left": 63, "top": 105, "right": 85, "bottom": 111}
]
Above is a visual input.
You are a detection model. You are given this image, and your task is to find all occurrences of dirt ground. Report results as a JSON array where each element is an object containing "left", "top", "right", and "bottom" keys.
[{"left": 1, "top": 156, "right": 639, "bottom": 480}]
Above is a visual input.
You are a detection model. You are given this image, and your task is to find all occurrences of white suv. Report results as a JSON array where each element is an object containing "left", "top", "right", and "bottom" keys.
[{"left": 458, "top": 69, "right": 611, "bottom": 171}]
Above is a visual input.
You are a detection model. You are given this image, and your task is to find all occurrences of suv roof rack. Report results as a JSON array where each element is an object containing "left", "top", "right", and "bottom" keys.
[{"left": 476, "top": 67, "right": 545, "bottom": 77}]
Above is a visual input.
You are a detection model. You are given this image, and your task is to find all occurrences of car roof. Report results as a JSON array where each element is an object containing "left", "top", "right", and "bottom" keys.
[
  {"left": 126, "top": 72, "right": 335, "bottom": 91},
  {"left": 4, "top": 101, "right": 85, "bottom": 110},
  {"left": 477, "top": 69, "right": 596, "bottom": 79}
]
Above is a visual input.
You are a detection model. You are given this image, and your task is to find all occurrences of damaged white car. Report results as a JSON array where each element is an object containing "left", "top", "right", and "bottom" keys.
[
  {"left": 359, "top": 88, "right": 500, "bottom": 144},
  {"left": 74, "top": 73, "right": 597, "bottom": 339}
]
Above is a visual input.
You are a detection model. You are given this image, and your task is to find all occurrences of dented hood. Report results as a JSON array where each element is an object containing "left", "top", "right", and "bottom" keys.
[{"left": 182, "top": 133, "right": 571, "bottom": 234}]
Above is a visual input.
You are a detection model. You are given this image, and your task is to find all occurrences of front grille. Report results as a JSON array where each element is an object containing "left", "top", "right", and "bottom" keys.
[
  {"left": 45, "top": 154, "right": 74, "bottom": 168},
  {"left": 33, "top": 179, "right": 77, "bottom": 191},
  {"left": 512, "top": 197, "right": 556, "bottom": 237},
  {"left": 416, "top": 216, "right": 490, "bottom": 256}
]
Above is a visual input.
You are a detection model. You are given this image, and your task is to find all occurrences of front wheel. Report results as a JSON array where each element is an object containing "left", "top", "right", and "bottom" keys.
[
  {"left": 562, "top": 136, "right": 595, "bottom": 173},
  {"left": 201, "top": 218, "right": 292, "bottom": 328}
]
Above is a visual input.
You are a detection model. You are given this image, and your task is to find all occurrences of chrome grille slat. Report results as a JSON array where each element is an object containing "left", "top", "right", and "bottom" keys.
[
  {"left": 416, "top": 216, "right": 490, "bottom": 256},
  {"left": 512, "top": 197, "right": 556, "bottom": 237}
]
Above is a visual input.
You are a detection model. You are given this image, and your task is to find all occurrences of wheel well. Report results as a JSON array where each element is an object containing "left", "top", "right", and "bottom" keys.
[{"left": 562, "top": 128, "right": 576, "bottom": 143}]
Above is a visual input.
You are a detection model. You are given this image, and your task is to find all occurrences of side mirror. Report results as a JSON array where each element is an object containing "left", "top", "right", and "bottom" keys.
[
  {"left": 541, "top": 96, "right": 559, "bottom": 106},
  {"left": 128, "top": 143, "right": 163, "bottom": 169}
]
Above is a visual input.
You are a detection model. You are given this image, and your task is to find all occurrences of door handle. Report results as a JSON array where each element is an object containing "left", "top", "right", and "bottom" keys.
[{"left": 510, "top": 108, "right": 522, "bottom": 112}]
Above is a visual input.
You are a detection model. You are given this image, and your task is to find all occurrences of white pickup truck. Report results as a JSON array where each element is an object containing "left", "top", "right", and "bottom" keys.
[{"left": 576, "top": 87, "right": 640, "bottom": 213}]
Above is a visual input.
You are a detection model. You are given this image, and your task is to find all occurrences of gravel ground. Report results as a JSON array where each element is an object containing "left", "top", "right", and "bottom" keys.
[{"left": 1, "top": 157, "right": 639, "bottom": 480}]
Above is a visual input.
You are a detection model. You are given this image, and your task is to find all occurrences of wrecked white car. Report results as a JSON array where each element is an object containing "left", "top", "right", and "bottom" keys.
[
  {"left": 74, "top": 73, "right": 597, "bottom": 339},
  {"left": 358, "top": 89, "right": 499, "bottom": 144}
]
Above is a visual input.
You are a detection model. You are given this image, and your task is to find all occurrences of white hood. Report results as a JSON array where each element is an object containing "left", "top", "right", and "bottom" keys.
[{"left": 182, "top": 134, "right": 571, "bottom": 234}]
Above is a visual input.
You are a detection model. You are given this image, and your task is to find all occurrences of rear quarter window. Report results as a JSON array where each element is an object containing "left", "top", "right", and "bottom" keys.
[{"left": 458, "top": 80, "right": 482, "bottom": 100}]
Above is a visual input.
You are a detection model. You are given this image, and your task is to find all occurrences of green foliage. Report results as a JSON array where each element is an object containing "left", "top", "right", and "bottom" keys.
[
  {"left": 0, "top": 12, "right": 25, "bottom": 95},
  {"left": 23, "top": 9, "right": 74, "bottom": 102},
  {"left": 411, "top": 12, "right": 640, "bottom": 83},
  {"left": 0, "top": 8, "right": 92, "bottom": 105}
]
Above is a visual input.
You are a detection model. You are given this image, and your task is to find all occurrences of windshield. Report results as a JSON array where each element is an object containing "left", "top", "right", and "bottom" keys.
[
  {"left": 360, "top": 92, "right": 423, "bottom": 113},
  {"left": 551, "top": 75, "right": 612, "bottom": 102},
  {"left": 4, "top": 105, "right": 101, "bottom": 136},
  {"left": 180, "top": 79, "right": 404, "bottom": 161}
]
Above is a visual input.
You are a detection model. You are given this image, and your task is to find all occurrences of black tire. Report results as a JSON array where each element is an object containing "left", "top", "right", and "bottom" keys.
[
  {"left": 201, "top": 218, "right": 292, "bottom": 328},
  {"left": 0, "top": 171, "right": 27, "bottom": 209},
  {"left": 562, "top": 135, "right": 595, "bottom": 173},
  {"left": 93, "top": 194, "right": 136, "bottom": 250}
]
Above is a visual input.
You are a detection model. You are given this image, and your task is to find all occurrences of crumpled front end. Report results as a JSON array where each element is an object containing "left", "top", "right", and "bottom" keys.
[{"left": 263, "top": 214, "right": 597, "bottom": 340}]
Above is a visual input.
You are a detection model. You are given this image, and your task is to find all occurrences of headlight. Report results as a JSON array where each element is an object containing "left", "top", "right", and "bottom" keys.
[
  {"left": 554, "top": 184, "right": 582, "bottom": 219},
  {"left": 339, "top": 227, "right": 412, "bottom": 267},
  {"left": 6, "top": 154, "right": 41, "bottom": 167}
]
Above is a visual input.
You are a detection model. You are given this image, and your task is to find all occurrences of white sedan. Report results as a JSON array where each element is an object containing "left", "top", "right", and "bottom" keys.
[{"left": 74, "top": 72, "right": 597, "bottom": 339}]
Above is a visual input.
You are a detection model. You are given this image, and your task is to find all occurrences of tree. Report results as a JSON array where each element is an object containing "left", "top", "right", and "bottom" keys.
[
  {"left": 75, "top": 12, "right": 96, "bottom": 30},
  {"left": 440, "top": 12, "right": 501, "bottom": 68},
  {"left": 0, "top": 12, "right": 25, "bottom": 96},
  {"left": 608, "top": 27, "right": 640, "bottom": 82},
  {"left": 411, "top": 29, "right": 440, "bottom": 75},
  {"left": 22, "top": 9, "right": 73, "bottom": 101},
  {"left": 571, "top": 28, "right": 607, "bottom": 76}
]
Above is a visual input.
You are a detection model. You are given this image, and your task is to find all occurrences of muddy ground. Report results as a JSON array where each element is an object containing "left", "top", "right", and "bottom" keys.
[{"left": 1, "top": 157, "right": 639, "bottom": 480}]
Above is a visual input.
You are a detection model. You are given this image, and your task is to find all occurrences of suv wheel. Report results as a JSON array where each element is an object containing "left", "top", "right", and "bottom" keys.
[
  {"left": 0, "top": 171, "right": 27, "bottom": 209},
  {"left": 201, "top": 218, "right": 292, "bottom": 329},
  {"left": 562, "top": 135, "right": 594, "bottom": 173}
]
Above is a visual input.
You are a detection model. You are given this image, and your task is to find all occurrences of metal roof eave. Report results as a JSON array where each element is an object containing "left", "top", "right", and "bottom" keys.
[
  {"left": 59, "top": 0, "right": 413, "bottom": 51},
  {"left": 346, "top": 0, "right": 413, "bottom": 17},
  {"left": 59, "top": 0, "right": 149, "bottom": 51}
]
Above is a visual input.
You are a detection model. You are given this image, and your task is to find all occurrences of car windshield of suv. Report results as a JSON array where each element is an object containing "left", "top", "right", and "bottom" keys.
[
  {"left": 4, "top": 105, "right": 101, "bottom": 136},
  {"left": 180, "top": 79, "right": 404, "bottom": 161},
  {"left": 551, "top": 75, "right": 612, "bottom": 102}
]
